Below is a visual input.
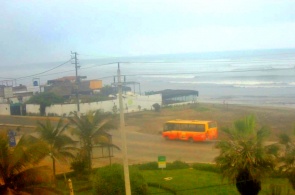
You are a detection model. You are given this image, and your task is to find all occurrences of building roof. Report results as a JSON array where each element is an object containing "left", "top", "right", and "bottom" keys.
[
  {"left": 147, "top": 89, "right": 198, "bottom": 99},
  {"left": 47, "top": 76, "right": 77, "bottom": 85}
]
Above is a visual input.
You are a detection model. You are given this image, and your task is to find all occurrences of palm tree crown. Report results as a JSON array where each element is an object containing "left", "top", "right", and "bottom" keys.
[
  {"left": 0, "top": 132, "right": 55, "bottom": 194},
  {"left": 278, "top": 132, "right": 295, "bottom": 190},
  {"left": 69, "top": 110, "right": 117, "bottom": 170},
  {"left": 215, "top": 115, "right": 278, "bottom": 195},
  {"left": 36, "top": 118, "right": 77, "bottom": 177}
]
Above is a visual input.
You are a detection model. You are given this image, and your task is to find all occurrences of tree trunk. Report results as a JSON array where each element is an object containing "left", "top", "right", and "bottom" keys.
[
  {"left": 236, "top": 169, "right": 261, "bottom": 195},
  {"left": 87, "top": 146, "right": 92, "bottom": 171},
  {"left": 52, "top": 157, "right": 56, "bottom": 177}
]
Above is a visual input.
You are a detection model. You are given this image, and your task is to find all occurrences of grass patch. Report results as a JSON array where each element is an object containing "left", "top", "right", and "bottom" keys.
[
  {"left": 141, "top": 169, "right": 294, "bottom": 195},
  {"left": 192, "top": 162, "right": 220, "bottom": 173},
  {"left": 56, "top": 164, "right": 294, "bottom": 195}
]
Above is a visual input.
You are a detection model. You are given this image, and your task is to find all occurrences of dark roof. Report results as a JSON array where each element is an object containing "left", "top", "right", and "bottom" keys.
[
  {"left": 13, "top": 85, "right": 27, "bottom": 92},
  {"left": 147, "top": 89, "right": 198, "bottom": 99}
]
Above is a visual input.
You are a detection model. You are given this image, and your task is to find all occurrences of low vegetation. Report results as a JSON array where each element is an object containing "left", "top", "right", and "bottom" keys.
[
  {"left": 0, "top": 132, "right": 57, "bottom": 194},
  {"left": 1, "top": 104, "right": 295, "bottom": 194},
  {"left": 93, "top": 164, "right": 148, "bottom": 195}
]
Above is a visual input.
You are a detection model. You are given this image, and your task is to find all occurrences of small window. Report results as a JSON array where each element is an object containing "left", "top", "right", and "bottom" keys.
[
  {"left": 193, "top": 124, "right": 205, "bottom": 132},
  {"left": 180, "top": 124, "right": 188, "bottom": 131},
  {"left": 208, "top": 122, "right": 217, "bottom": 129},
  {"left": 164, "top": 123, "right": 175, "bottom": 131}
]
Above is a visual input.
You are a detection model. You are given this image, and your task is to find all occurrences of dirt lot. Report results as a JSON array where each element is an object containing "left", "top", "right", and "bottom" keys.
[
  {"left": 124, "top": 103, "right": 295, "bottom": 140},
  {"left": 1, "top": 102, "right": 295, "bottom": 140}
]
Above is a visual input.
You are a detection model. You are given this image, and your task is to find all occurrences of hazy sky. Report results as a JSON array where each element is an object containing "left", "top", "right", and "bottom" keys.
[{"left": 1, "top": 0, "right": 295, "bottom": 66}]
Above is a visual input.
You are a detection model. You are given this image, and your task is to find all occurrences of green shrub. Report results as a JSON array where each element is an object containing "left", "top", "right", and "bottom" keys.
[
  {"left": 192, "top": 163, "right": 220, "bottom": 173},
  {"left": 70, "top": 155, "right": 88, "bottom": 177},
  {"left": 167, "top": 160, "right": 189, "bottom": 170},
  {"left": 137, "top": 162, "right": 158, "bottom": 170},
  {"left": 93, "top": 164, "right": 148, "bottom": 195},
  {"left": 136, "top": 161, "right": 189, "bottom": 170},
  {"left": 152, "top": 103, "right": 161, "bottom": 112}
]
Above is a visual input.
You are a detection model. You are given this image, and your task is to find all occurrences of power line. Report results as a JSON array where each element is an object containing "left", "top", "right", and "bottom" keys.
[
  {"left": 5, "top": 58, "right": 295, "bottom": 85},
  {"left": 14, "top": 70, "right": 75, "bottom": 82},
  {"left": 15, "top": 59, "right": 71, "bottom": 80},
  {"left": 80, "top": 62, "right": 117, "bottom": 70},
  {"left": 13, "top": 62, "right": 117, "bottom": 82}
]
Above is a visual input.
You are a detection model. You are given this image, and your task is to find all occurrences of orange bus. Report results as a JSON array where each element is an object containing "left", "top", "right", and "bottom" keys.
[{"left": 162, "top": 120, "right": 218, "bottom": 142}]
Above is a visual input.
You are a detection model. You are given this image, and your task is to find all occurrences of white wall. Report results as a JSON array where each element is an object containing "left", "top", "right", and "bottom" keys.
[
  {"left": 26, "top": 104, "right": 40, "bottom": 115},
  {"left": 0, "top": 104, "right": 10, "bottom": 115},
  {"left": 26, "top": 94, "right": 162, "bottom": 116}
]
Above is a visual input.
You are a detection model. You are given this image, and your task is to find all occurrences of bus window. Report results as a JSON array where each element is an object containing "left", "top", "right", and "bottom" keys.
[
  {"left": 180, "top": 124, "right": 188, "bottom": 131},
  {"left": 164, "top": 123, "right": 175, "bottom": 131},
  {"left": 194, "top": 124, "right": 205, "bottom": 132},
  {"left": 187, "top": 124, "right": 196, "bottom": 131}
]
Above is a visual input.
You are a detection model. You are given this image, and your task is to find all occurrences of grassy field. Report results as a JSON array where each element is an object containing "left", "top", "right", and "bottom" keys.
[
  {"left": 143, "top": 169, "right": 294, "bottom": 195},
  {"left": 56, "top": 165, "right": 294, "bottom": 195}
]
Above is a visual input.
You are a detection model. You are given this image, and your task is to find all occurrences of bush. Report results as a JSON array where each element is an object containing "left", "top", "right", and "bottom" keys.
[
  {"left": 70, "top": 155, "right": 88, "bottom": 177},
  {"left": 152, "top": 103, "right": 161, "bottom": 112},
  {"left": 93, "top": 164, "right": 148, "bottom": 195},
  {"left": 137, "top": 162, "right": 158, "bottom": 170},
  {"left": 137, "top": 161, "right": 189, "bottom": 170},
  {"left": 167, "top": 160, "right": 189, "bottom": 170},
  {"left": 192, "top": 163, "right": 220, "bottom": 173}
]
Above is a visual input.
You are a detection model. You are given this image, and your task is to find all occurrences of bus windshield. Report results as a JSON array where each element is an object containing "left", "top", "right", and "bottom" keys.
[{"left": 164, "top": 123, "right": 206, "bottom": 132}]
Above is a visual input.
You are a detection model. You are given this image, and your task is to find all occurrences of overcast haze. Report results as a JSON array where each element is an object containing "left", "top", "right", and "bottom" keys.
[{"left": 1, "top": 0, "right": 295, "bottom": 67}]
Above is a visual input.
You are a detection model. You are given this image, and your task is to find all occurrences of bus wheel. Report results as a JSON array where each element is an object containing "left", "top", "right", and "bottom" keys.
[
  {"left": 165, "top": 136, "right": 169, "bottom": 141},
  {"left": 189, "top": 138, "right": 194, "bottom": 143}
]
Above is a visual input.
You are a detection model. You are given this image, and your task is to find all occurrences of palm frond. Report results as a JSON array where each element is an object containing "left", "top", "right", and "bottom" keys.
[
  {"left": 279, "top": 133, "right": 291, "bottom": 145},
  {"left": 12, "top": 166, "right": 53, "bottom": 188},
  {"left": 215, "top": 115, "right": 275, "bottom": 186},
  {"left": 11, "top": 138, "right": 49, "bottom": 172}
]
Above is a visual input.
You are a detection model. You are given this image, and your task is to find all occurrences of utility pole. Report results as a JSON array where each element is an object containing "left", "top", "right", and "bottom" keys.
[
  {"left": 71, "top": 51, "right": 80, "bottom": 115},
  {"left": 118, "top": 63, "right": 131, "bottom": 195}
]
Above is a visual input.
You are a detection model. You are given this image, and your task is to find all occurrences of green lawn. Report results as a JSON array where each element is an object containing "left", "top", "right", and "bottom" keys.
[
  {"left": 57, "top": 167, "right": 294, "bottom": 195},
  {"left": 142, "top": 169, "right": 294, "bottom": 195}
]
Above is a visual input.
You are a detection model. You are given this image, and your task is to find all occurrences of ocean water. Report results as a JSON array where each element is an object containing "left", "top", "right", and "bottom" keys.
[
  {"left": 3, "top": 48, "right": 295, "bottom": 107},
  {"left": 80, "top": 49, "right": 295, "bottom": 107}
]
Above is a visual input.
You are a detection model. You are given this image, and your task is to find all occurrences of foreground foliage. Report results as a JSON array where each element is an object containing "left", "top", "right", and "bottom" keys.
[
  {"left": 137, "top": 160, "right": 189, "bottom": 170},
  {"left": 69, "top": 110, "right": 118, "bottom": 171},
  {"left": 141, "top": 168, "right": 293, "bottom": 195},
  {"left": 0, "top": 132, "right": 57, "bottom": 194},
  {"left": 278, "top": 132, "right": 295, "bottom": 190},
  {"left": 215, "top": 115, "right": 278, "bottom": 195},
  {"left": 36, "top": 118, "right": 77, "bottom": 177},
  {"left": 93, "top": 164, "right": 148, "bottom": 195}
]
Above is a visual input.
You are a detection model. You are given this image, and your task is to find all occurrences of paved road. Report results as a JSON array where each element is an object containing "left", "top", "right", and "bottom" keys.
[
  {"left": 93, "top": 129, "right": 219, "bottom": 164},
  {"left": 0, "top": 115, "right": 219, "bottom": 164}
]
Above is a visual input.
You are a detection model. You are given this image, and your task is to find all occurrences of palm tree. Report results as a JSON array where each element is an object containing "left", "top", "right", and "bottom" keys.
[
  {"left": 215, "top": 115, "right": 278, "bottom": 195},
  {"left": 69, "top": 110, "right": 118, "bottom": 170},
  {"left": 36, "top": 118, "right": 77, "bottom": 177},
  {"left": 0, "top": 132, "right": 58, "bottom": 194},
  {"left": 278, "top": 132, "right": 295, "bottom": 190}
]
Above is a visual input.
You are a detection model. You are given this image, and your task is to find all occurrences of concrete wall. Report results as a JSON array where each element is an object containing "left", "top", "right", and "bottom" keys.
[
  {"left": 26, "top": 94, "right": 162, "bottom": 116},
  {"left": 26, "top": 104, "right": 40, "bottom": 115},
  {"left": 0, "top": 104, "right": 10, "bottom": 115}
]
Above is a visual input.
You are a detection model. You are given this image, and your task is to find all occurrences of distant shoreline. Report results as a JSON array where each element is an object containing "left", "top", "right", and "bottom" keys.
[{"left": 197, "top": 97, "right": 295, "bottom": 110}]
